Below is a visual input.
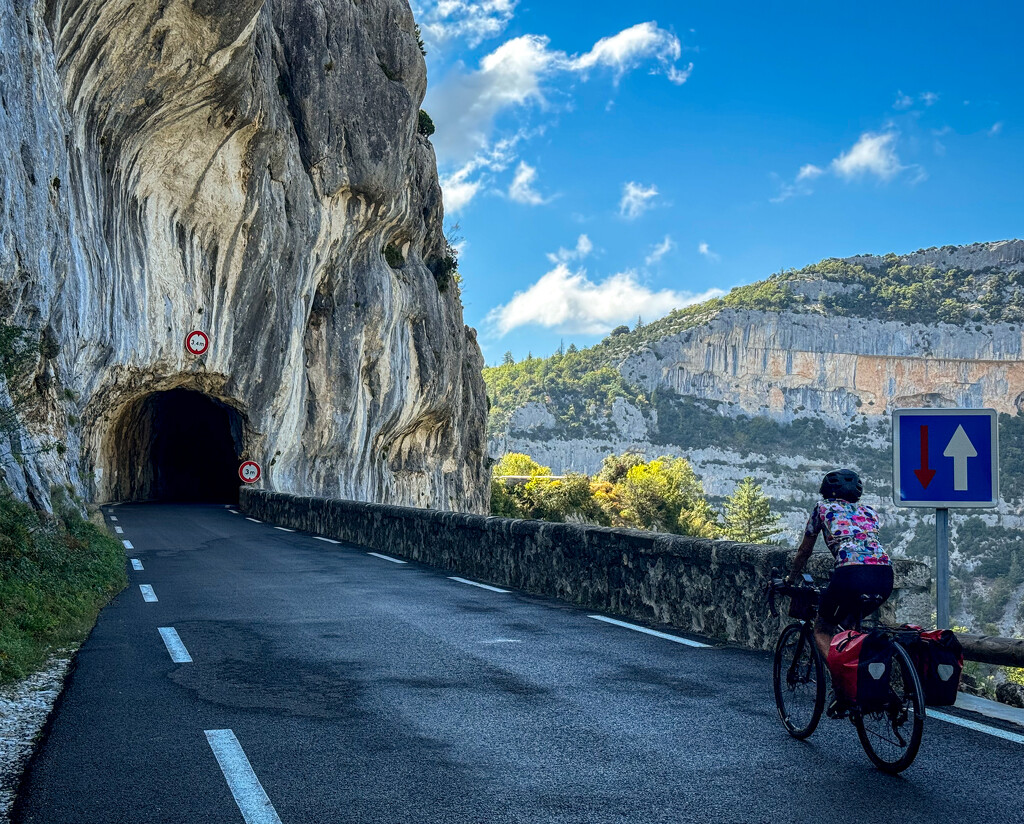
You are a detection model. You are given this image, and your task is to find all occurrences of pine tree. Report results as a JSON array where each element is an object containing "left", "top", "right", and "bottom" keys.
[
  {"left": 502, "top": 351, "right": 514, "bottom": 366},
  {"left": 722, "top": 477, "right": 782, "bottom": 544}
]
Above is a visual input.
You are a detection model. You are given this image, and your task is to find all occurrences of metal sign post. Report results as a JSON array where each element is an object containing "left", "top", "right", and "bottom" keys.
[
  {"left": 935, "top": 508, "right": 949, "bottom": 630},
  {"left": 893, "top": 408, "right": 998, "bottom": 629}
]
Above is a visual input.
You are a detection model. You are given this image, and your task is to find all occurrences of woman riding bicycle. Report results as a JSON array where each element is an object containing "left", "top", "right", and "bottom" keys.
[{"left": 785, "top": 469, "right": 893, "bottom": 688}]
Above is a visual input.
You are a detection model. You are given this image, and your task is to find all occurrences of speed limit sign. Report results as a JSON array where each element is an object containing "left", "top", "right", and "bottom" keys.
[
  {"left": 238, "top": 461, "right": 261, "bottom": 483},
  {"left": 185, "top": 330, "right": 210, "bottom": 356}
]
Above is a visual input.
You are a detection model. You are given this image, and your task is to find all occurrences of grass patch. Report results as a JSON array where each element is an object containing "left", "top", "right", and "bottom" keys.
[{"left": 0, "top": 490, "right": 127, "bottom": 684}]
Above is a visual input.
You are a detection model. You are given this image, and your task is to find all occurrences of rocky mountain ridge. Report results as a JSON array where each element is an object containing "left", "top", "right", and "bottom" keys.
[{"left": 486, "top": 241, "right": 1024, "bottom": 635}]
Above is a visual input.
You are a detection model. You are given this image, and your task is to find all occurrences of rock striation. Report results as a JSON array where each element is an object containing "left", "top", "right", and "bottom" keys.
[
  {"left": 0, "top": 0, "right": 487, "bottom": 511},
  {"left": 621, "top": 309, "right": 1024, "bottom": 425}
]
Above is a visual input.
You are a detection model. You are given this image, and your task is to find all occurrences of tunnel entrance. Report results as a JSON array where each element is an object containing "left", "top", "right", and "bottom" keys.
[{"left": 109, "top": 388, "right": 245, "bottom": 503}]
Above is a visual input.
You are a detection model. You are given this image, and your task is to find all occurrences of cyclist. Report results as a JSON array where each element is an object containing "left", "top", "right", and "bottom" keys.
[{"left": 785, "top": 469, "right": 893, "bottom": 710}]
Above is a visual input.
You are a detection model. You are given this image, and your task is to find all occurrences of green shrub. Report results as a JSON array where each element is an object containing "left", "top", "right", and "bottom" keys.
[
  {"left": 417, "top": 109, "right": 435, "bottom": 137},
  {"left": 0, "top": 494, "right": 126, "bottom": 683},
  {"left": 383, "top": 243, "right": 404, "bottom": 268}
]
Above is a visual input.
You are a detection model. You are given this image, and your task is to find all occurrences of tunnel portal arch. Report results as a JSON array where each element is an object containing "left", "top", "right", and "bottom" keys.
[{"left": 107, "top": 388, "right": 246, "bottom": 503}]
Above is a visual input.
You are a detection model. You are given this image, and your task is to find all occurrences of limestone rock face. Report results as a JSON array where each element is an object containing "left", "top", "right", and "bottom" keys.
[
  {"left": 622, "top": 309, "right": 1024, "bottom": 425},
  {"left": 0, "top": 0, "right": 488, "bottom": 511}
]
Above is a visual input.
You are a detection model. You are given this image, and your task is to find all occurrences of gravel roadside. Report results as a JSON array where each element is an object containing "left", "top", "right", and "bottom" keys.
[{"left": 0, "top": 654, "right": 72, "bottom": 823}]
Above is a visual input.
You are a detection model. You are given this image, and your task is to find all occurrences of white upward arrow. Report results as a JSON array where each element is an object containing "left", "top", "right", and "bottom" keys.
[{"left": 943, "top": 425, "right": 977, "bottom": 491}]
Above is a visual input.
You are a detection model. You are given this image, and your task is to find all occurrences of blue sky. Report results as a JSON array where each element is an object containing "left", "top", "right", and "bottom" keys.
[{"left": 413, "top": 1, "right": 1023, "bottom": 364}]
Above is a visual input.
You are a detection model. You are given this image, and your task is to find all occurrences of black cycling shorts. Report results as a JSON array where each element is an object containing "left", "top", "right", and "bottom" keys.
[{"left": 818, "top": 563, "right": 894, "bottom": 626}]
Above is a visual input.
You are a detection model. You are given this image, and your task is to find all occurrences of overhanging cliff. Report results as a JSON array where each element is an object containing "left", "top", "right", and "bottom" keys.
[{"left": 0, "top": 0, "right": 488, "bottom": 511}]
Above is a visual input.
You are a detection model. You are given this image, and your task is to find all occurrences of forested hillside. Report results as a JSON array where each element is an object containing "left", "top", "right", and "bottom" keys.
[{"left": 485, "top": 242, "right": 1024, "bottom": 639}]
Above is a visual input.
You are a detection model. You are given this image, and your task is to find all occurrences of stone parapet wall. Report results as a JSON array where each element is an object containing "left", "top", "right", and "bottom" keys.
[{"left": 240, "top": 489, "right": 931, "bottom": 650}]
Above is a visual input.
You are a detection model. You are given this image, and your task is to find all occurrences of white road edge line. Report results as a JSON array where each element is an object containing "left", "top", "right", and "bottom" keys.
[
  {"left": 130, "top": 559, "right": 144, "bottom": 571},
  {"left": 158, "top": 627, "right": 193, "bottom": 663},
  {"left": 114, "top": 526, "right": 124, "bottom": 534},
  {"left": 929, "top": 710, "right": 1024, "bottom": 745},
  {"left": 273, "top": 526, "right": 295, "bottom": 532},
  {"left": 122, "top": 540, "right": 134, "bottom": 549},
  {"left": 367, "top": 552, "right": 407, "bottom": 564},
  {"left": 205, "top": 729, "right": 283, "bottom": 824},
  {"left": 139, "top": 585, "right": 158, "bottom": 603},
  {"left": 313, "top": 536, "right": 340, "bottom": 544},
  {"left": 587, "top": 615, "right": 712, "bottom": 648},
  {"left": 245, "top": 517, "right": 262, "bottom": 523},
  {"left": 449, "top": 576, "right": 509, "bottom": 593}
]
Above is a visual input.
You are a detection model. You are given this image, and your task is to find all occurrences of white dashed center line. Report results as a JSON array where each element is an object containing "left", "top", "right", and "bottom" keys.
[
  {"left": 246, "top": 518, "right": 262, "bottom": 523},
  {"left": 367, "top": 552, "right": 407, "bottom": 564},
  {"left": 929, "top": 710, "right": 1024, "bottom": 745},
  {"left": 449, "top": 576, "right": 509, "bottom": 593},
  {"left": 122, "top": 540, "right": 134, "bottom": 550},
  {"left": 588, "top": 615, "right": 712, "bottom": 648},
  {"left": 139, "top": 585, "right": 158, "bottom": 603},
  {"left": 229, "top": 510, "right": 240, "bottom": 514},
  {"left": 114, "top": 526, "right": 124, "bottom": 534},
  {"left": 110, "top": 516, "right": 118, "bottom": 522},
  {"left": 158, "top": 627, "right": 193, "bottom": 663},
  {"left": 273, "top": 526, "right": 294, "bottom": 532},
  {"left": 205, "top": 729, "right": 283, "bottom": 824},
  {"left": 130, "top": 559, "right": 144, "bottom": 571},
  {"left": 313, "top": 536, "right": 340, "bottom": 544}
]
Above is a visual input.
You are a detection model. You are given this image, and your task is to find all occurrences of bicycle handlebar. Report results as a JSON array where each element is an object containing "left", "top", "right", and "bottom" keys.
[{"left": 766, "top": 566, "right": 820, "bottom": 618}]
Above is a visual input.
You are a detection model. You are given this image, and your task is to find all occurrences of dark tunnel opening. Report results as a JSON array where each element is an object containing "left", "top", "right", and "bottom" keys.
[{"left": 111, "top": 388, "right": 245, "bottom": 504}]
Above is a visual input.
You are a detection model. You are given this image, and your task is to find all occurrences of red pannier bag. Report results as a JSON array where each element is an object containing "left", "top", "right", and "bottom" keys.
[
  {"left": 899, "top": 625, "right": 964, "bottom": 706},
  {"left": 827, "top": 629, "right": 893, "bottom": 708}
]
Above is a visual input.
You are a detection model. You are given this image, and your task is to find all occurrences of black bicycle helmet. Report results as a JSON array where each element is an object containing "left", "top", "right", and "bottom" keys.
[{"left": 820, "top": 468, "right": 863, "bottom": 502}]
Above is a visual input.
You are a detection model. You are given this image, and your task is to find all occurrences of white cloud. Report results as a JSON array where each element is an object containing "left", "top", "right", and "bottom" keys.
[
  {"left": 426, "top": 23, "right": 688, "bottom": 164},
  {"left": 831, "top": 131, "right": 905, "bottom": 181},
  {"left": 485, "top": 264, "right": 724, "bottom": 335},
  {"left": 698, "top": 242, "right": 720, "bottom": 262},
  {"left": 441, "top": 172, "right": 482, "bottom": 212},
  {"left": 893, "top": 91, "right": 914, "bottom": 110},
  {"left": 547, "top": 234, "right": 593, "bottom": 264},
  {"left": 773, "top": 132, "right": 918, "bottom": 202},
  {"left": 989, "top": 121, "right": 1004, "bottom": 136},
  {"left": 570, "top": 22, "right": 692, "bottom": 85},
  {"left": 645, "top": 235, "right": 674, "bottom": 265},
  {"left": 619, "top": 181, "right": 659, "bottom": 219},
  {"left": 439, "top": 135, "right": 520, "bottom": 212},
  {"left": 414, "top": 1, "right": 518, "bottom": 50},
  {"left": 508, "top": 161, "right": 548, "bottom": 205},
  {"left": 919, "top": 91, "right": 939, "bottom": 106},
  {"left": 797, "top": 164, "right": 824, "bottom": 181}
]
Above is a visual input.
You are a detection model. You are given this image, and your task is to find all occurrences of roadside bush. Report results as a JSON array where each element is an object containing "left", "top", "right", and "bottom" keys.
[{"left": 0, "top": 493, "right": 126, "bottom": 683}]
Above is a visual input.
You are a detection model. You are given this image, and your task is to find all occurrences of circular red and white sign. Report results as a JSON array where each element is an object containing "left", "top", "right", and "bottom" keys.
[
  {"left": 239, "top": 461, "right": 261, "bottom": 483},
  {"left": 185, "top": 330, "right": 210, "bottom": 356}
]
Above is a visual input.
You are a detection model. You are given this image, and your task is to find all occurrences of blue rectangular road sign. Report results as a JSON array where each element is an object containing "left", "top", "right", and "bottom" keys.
[{"left": 893, "top": 408, "right": 998, "bottom": 508}]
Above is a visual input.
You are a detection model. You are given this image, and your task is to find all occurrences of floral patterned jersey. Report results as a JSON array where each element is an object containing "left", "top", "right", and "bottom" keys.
[{"left": 804, "top": 499, "right": 891, "bottom": 567}]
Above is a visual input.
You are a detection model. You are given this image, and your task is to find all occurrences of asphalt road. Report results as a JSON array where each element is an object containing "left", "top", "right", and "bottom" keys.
[{"left": 12, "top": 504, "right": 1023, "bottom": 823}]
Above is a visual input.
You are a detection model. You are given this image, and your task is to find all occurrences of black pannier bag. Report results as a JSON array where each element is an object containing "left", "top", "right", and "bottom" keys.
[{"left": 899, "top": 625, "right": 964, "bottom": 707}]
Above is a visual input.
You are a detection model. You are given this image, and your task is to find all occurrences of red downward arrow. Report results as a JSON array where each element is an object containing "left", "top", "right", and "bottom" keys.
[{"left": 914, "top": 425, "right": 936, "bottom": 488}]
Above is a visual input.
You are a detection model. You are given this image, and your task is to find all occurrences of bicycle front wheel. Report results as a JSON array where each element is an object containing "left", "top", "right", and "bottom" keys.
[
  {"left": 773, "top": 622, "right": 825, "bottom": 739},
  {"left": 854, "top": 641, "right": 925, "bottom": 774}
]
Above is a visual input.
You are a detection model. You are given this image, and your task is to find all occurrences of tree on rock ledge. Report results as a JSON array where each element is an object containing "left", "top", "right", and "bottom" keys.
[{"left": 723, "top": 477, "right": 781, "bottom": 544}]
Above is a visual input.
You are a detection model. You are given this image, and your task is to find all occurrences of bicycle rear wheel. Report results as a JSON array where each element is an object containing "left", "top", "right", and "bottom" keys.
[
  {"left": 773, "top": 622, "right": 825, "bottom": 739},
  {"left": 854, "top": 641, "right": 925, "bottom": 774}
]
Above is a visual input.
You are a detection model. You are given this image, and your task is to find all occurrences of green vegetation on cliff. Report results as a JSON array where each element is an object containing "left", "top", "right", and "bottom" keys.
[
  {"left": 484, "top": 255, "right": 1024, "bottom": 437},
  {"left": 0, "top": 490, "right": 126, "bottom": 683}
]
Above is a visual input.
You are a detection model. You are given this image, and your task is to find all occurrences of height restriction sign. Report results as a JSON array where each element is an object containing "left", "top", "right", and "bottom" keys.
[{"left": 893, "top": 408, "right": 998, "bottom": 508}]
